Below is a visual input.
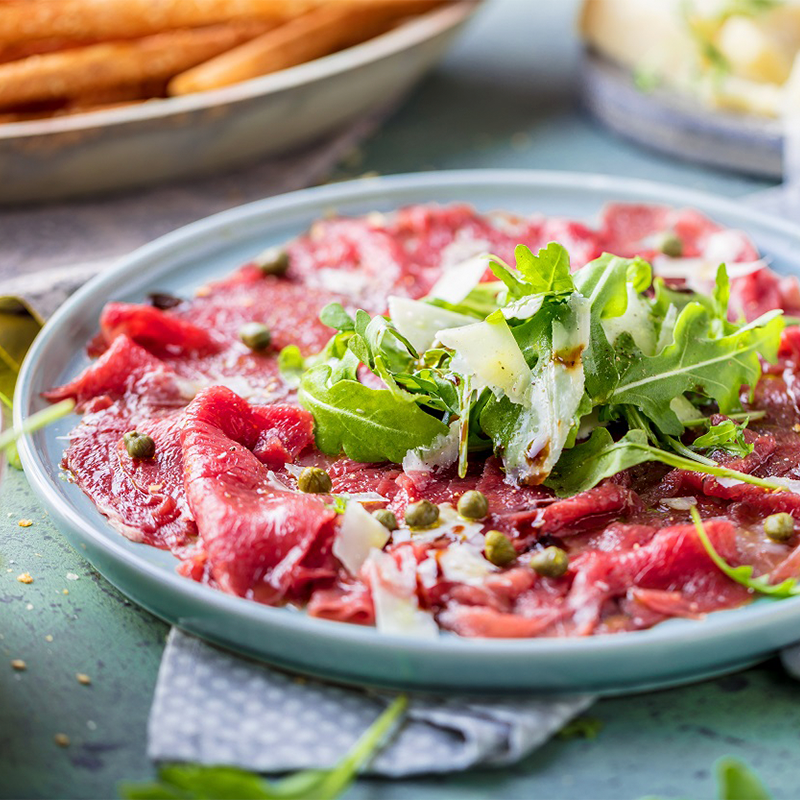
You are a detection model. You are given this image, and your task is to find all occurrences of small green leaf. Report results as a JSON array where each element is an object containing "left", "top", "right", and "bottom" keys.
[
  {"left": 691, "top": 419, "right": 753, "bottom": 459},
  {"left": 277, "top": 345, "right": 305, "bottom": 388},
  {"left": 299, "top": 365, "right": 448, "bottom": 463},
  {"left": 557, "top": 716, "right": 604, "bottom": 740},
  {"left": 716, "top": 756, "right": 773, "bottom": 800},
  {"left": 319, "top": 303, "right": 355, "bottom": 332},
  {"left": 513, "top": 242, "right": 574, "bottom": 294},
  {"left": 120, "top": 697, "right": 408, "bottom": 800}
]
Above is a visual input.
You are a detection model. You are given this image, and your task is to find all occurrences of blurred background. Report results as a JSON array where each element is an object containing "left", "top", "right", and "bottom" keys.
[{"left": 0, "top": 0, "right": 780, "bottom": 283}]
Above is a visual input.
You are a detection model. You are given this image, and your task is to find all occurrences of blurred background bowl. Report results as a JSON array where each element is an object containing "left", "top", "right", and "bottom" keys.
[{"left": 0, "top": 1, "right": 479, "bottom": 205}]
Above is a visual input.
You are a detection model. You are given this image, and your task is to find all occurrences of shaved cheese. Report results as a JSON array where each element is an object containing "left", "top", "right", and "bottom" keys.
[
  {"left": 333, "top": 502, "right": 390, "bottom": 575},
  {"left": 761, "top": 476, "right": 800, "bottom": 493},
  {"left": 387, "top": 296, "right": 475, "bottom": 354},
  {"left": 661, "top": 496, "right": 697, "bottom": 510},
  {"left": 363, "top": 550, "right": 438, "bottom": 638},
  {"left": 438, "top": 313, "right": 532, "bottom": 404},
  {"left": 601, "top": 284, "right": 656, "bottom": 355},
  {"left": 402, "top": 420, "right": 459, "bottom": 474},
  {"left": 427, "top": 252, "right": 492, "bottom": 304},
  {"left": 439, "top": 542, "right": 497, "bottom": 585}
]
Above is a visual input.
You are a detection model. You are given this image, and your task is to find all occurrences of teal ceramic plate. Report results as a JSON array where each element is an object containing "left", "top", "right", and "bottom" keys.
[{"left": 15, "top": 171, "right": 800, "bottom": 695}]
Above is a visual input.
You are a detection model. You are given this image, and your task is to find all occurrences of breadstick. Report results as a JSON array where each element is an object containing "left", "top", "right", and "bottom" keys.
[
  {"left": 0, "top": 0, "right": 447, "bottom": 45},
  {"left": 0, "top": 22, "right": 274, "bottom": 108},
  {"left": 168, "top": 2, "right": 442, "bottom": 95}
]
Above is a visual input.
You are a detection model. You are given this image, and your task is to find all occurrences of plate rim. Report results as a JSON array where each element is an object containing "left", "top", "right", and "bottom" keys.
[
  {"left": 15, "top": 168, "right": 800, "bottom": 664},
  {"left": 0, "top": 1, "right": 478, "bottom": 140}
]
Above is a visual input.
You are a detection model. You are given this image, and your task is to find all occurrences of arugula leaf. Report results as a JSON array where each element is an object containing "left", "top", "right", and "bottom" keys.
[
  {"left": 513, "top": 242, "right": 574, "bottom": 294},
  {"left": 0, "top": 399, "right": 75, "bottom": 455},
  {"left": 120, "top": 696, "right": 408, "bottom": 800},
  {"left": 319, "top": 302, "right": 355, "bottom": 332},
  {"left": 489, "top": 242, "right": 574, "bottom": 300},
  {"left": 546, "top": 427, "right": 788, "bottom": 498},
  {"left": 609, "top": 304, "right": 783, "bottom": 436},
  {"left": 298, "top": 364, "right": 448, "bottom": 463},
  {"left": 690, "top": 506, "right": 800, "bottom": 598},
  {"left": 572, "top": 254, "right": 652, "bottom": 400},
  {"left": 277, "top": 345, "right": 305, "bottom": 388},
  {"left": 715, "top": 756, "right": 773, "bottom": 800},
  {"left": 691, "top": 418, "right": 753, "bottom": 458}
]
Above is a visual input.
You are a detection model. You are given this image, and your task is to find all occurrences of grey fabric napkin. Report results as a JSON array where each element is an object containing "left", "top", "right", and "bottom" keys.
[{"left": 148, "top": 629, "right": 593, "bottom": 776}]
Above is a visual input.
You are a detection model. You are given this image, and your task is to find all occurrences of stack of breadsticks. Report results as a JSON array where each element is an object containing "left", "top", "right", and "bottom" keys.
[{"left": 0, "top": 0, "right": 450, "bottom": 123}]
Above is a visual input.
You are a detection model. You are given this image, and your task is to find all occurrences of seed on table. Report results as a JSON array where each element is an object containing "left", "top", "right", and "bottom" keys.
[
  {"left": 16, "top": 572, "right": 33, "bottom": 584},
  {"left": 54, "top": 733, "right": 70, "bottom": 748},
  {"left": 10, "top": 659, "right": 26, "bottom": 671}
]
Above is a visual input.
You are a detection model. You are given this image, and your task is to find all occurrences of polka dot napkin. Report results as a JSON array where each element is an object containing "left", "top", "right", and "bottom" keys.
[{"left": 147, "top": 629, "right": 593, "bottom": 776}]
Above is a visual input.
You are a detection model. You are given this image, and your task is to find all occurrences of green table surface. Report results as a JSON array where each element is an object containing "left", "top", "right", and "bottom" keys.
[{"left": 3, "top": 1, "right": 799, "bottom": 798}]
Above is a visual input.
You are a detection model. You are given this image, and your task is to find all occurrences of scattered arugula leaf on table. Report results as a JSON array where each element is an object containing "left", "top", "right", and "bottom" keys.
[{"left": 119, "top": 695, "right": 407, "bottom": 800}]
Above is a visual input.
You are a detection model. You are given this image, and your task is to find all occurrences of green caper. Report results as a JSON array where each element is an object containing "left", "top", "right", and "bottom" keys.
[
  {"left": 530, "top": 546, "right": 570, "bottom": 578},
  {"left": 239, "top": 322, "right": 272, "bottom": 351},
  {"left": 764, "top": 512, "right": 795, "bottom": 542},
  {"left": 457, "top": 490, "right": 489, "bottom": 520},
  {"left": 123, "top": 431, "right": 155, "bottom": 460},
  {"left": 656, "top": 231, "right": 683, "bottom": 258},
  {"left": 372, "top": 508, "right": 398, "bottom": 531},
  {"left": 484, "top": 530, "right": 517, "bottom": 567},
  {"left": 297, "top": 466, "right": 332, "bottom": 494},
  {"left": 404, "top": 499, "right": 439, "bottom": 529},
  {"left": 255, "top": 246, "right": 290, "bottom": 276}
]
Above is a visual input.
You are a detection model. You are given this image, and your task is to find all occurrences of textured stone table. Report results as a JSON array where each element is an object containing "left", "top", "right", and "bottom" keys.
[{"left": 3, "top": 1, "right": 798, "bottom": 798}]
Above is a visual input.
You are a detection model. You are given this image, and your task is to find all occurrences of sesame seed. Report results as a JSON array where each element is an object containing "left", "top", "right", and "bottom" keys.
[
  {"left": 54, "top": 733, "right": 70, "bottom": 747},
  {"left": 66, "top": 573, "right": 79, "bottom": 581},
  {"left": 76, "top": 673, "right": 91, "bottom": 685},
  {"left": 45, "top": 635, "right": 53, "bottom": 642},
  {"left": 62, "top": 589, "right": 69, "bottom": 595},
  {"left": 10, "top": 659, "right": 26, "bottom": 671},
  {"left": 16, "top": 573, "right": 33, "bottom": 584},
  {"left": 18, "top": 519, "right": 33, "bottom": 528}
]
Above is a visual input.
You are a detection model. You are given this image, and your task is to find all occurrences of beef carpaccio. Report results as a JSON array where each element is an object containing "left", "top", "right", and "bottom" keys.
[{"left": 47, "top": 203, "right": 800, "bottom": 638}]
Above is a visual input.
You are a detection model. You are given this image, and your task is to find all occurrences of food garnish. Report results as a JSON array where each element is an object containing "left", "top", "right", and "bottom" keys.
[{"left": 299, "top": 244, "right": 785, "bottom": 496}]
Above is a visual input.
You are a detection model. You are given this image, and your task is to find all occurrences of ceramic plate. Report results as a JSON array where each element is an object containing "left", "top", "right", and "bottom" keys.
[
  {"left": 0, "top": 2, "right": 477, "bottom": 204},
  {"left": 580, "top": 51, "right": 783, "bottom": 179},
  {"left": 15, "top": 170, "right": 800, "bottom": 695}
]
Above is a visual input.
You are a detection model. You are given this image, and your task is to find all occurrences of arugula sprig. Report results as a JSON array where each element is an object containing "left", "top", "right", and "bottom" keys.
[
  {"left": 690, "top": 506, "right": 800, "bottom": 598},
  {"left": 119, "top": 695, "right": 407, "bottom": 800}
]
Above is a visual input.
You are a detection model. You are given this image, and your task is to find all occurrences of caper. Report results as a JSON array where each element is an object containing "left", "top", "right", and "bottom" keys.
[
  {"left": 239, "top": 322, "right": 272, "bottom": 351},
  {"left": 372, "top": 508, "right": 398, "bottom": 531},
  {"left": 123, "top": 431, "right": 155, "bottom": 460},
  {"left": 764, "top": 512, "right": 795, "bottom": 542},
  {"left": 484, "top": 530, "right": 517, "bottom": 567},
  {"left": 656, "top": 231, "right": 683, "bottom": 258},
  {"left": 530, "top": 546, "right": 570, "bottom": 578},
  {"left": 457, "top": 490, "right": 488, "bottom": 520},
  {"left": 255, "top": 246, "right": 290, "bottom": 277},
  {"left": 297, "top": 466, "right": 332, "bottom": 494},
  {"left": 404, "top": 499, "right": 439, "bottom": 529}
]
